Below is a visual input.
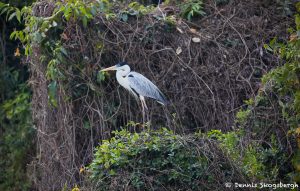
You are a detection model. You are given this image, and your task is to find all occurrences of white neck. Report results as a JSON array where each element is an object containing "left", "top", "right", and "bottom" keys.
[{"left": 116, "top": 65, "right": 131, "bottom": 92}]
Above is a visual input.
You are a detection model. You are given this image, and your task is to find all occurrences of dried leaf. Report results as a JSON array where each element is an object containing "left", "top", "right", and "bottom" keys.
[
  {"left": 176, "top": 27, "right": 183, "bottom": 34},
  {"left": 295, "top": 127, "right": 300, "bottom": 135},
  {"left": 176, "top": 47, "right": 182, "bottom": 55},
  {"left": 192, "top": 37, "right": 200, "bottom": 43},
  {"left": 14, "top": 47, "right": 20, "bottom": 57},
  {"left": 190, "top": 28, "right": 197, "bottom": 34},
  {"left": 52, "top": 21, "right": 58, "bottom": 27},
  {"left": 61, "top": 33, "right": 69, "bottom": 40},
  {"left": 79, "top": 166, "right": 85, "bottom": 174},
  {"left": 289, "top": 33, "right": 298, "bottom": 42},
  {"left": 177, "top": 18, "right": 182, "bottom": 25}
]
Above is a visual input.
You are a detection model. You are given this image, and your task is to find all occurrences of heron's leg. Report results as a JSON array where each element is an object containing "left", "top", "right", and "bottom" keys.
[
  {"left": 143, "top": 100, "right": 150, "bottom": 123},
  {"left": 140, "top": 96, "right": 149, "bottom": 124},
  {"left": 142, "top": 103, "right": 145, "bottom": 124},
  {"left": 139, "top": 96, "right": 144, "bottom": 123}
]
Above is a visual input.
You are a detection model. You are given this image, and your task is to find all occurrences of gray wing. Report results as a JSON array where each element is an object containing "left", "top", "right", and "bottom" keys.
[{"left": 127, "top": 71, "right": 168, "bottom": 105}]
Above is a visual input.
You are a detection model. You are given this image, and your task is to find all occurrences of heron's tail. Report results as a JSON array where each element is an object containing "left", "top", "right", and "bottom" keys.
[{"left": 157, "top": 91, "right": 169, "bottom": 106}]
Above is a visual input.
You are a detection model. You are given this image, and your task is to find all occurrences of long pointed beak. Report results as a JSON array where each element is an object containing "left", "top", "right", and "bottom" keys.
[{"left": 101, "top": 65, "right": 117, "bottom": 72}]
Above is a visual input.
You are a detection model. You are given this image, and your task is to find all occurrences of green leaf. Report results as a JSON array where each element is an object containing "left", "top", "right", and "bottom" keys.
[
  {"left": 16, "top": 8, "right": 21, "bottom": 23},
  {"left": 0, "top": 6, "right": 9, "bottom": 15},
  {"left": 60, "top": 47, "right": 68, "bottom": 56},
  {"left": 294, "top": 91, "right": 300, "bottom": 114},
  {"left": 18, "top": 31, "right": 24, "bottom": 42},
  {"left": 64, "top": 6, "right": 72, "bottom": 20},
  {"left": 269, "top": 37, "right": 277, "bottom": 46},
  {"left": 296, "top": 2, "right": 300, "bottom": 12},
  {"left": 90, "top": 6, "right": 96, "bottom": 16},
  {"left": 84, "top": 120, "right": 91, "bottom": 129},
  {"left": 48, "top": 81, "right": 58, "bottom": 107},
  {"left": 296, "top": 14, "right": 300, "bottom": 31},
  {"left": 97, "top": 71, "right": 106, "bottom": 82},
  {"left": 32, "top": 32, "right": 43, "bottom": 43},
  {"left": 0, "top": 2, "right": 7, "bottom": 8},
  {"left": 263, "top": 44, "right": 273, "bottom": 52},
  {"left": 187, "top": 11, "right": 193, "bottom": 21},
  {"left": 9, "top": 31, "right": 17, "bottom": 40},
  {"left": 109, "top": 169, "right": 116, "bottom": 176},
  {"left": 121, "top": 13, "right": 128, "bottom": 22},
  {"left": 7, "top": 11, "right": 16, "bottom": 21},
  {"left": 82, "top": 16, "right": 88, "bottom": 28}
]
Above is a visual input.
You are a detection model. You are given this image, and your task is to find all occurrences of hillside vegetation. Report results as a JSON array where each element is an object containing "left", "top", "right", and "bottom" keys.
[{"left": 0, "top": 0, "right": 300, "bottom": 190}]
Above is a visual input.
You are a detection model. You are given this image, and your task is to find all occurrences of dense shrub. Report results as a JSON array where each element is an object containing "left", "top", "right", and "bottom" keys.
[
  {"left": 261, "top": 9, "right": 300, "bottom": 181},
  {"left": 88, "top": 128, "right": 289, "bottom": 190},
  {"left": 235, "top": 3, "right": 300, "bottom": 182},
  {"left": 88, "top": 128, "right": 248, "bottom": 190},
  {"left": 0, "top": 86, "right": 34, "bottom": 191},
  {"left": 207, "top": 129, "right": 285, "bottom": 182},
  {"left": 0, "top": 1, "right": 34, "bottom": 190}
]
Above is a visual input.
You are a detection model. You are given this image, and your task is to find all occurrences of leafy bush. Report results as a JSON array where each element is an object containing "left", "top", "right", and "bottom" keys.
[
  {"left": 261, "top": 4, "right": 300, "bottom": 182},
  {"left": 0, "top": 85, "right": 34, "bottom": 191},
  {"left": 207, "top": 130, "right": 282, "bottom": 181},
  {"left": 88, "top": 128, "right": 247, "bottom": 190},
  {"left": 89, "top": 128, "right": 285, "bottom": 190},
  {"left": 0, "top": 1, "right": 34, "bottom": 190},
  {"left": 180, "top": 0, "right": 205, "bottom": 21},
  {"left": 218, "top": 5, "right": 300, "bottom": 183}
]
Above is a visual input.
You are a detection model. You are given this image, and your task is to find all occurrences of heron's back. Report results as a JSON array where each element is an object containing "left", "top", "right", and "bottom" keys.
[{"left": 127, "top": 72, "right": 168, "bottom": 105}]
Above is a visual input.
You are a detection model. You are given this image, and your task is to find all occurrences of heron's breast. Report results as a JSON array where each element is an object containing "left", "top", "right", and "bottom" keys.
[{"left": 116, "top": 74, "right": 130, "bottom": 90}]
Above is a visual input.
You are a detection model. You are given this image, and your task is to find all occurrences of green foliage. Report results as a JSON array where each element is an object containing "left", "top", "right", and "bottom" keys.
[
  {"left": 236, "top": 109, "right": 251, "bottom": 126},
  {"left": 0, "top": 1, "right": 35, "bottom": 190},
  {"left": 89, "top": 128, "right": 285, "bottom": 190},
  {"left": 56, "top": 0, "right": 111, "bottom": 27},
  {"left": 207, "top": 129, "right": 281, "bottom": 181},
  {"left": 0, "top": 2, "right": 22, "bottom": 22},
  {"left": 45, "top": 42, "right": 68, "bottom": 107},
  {"left": 0, "top": 2, "right": 33, "bottom": 56},
  {"left": 11, "top": 0, "right": 154, "bottom": 107},
  {"left": 230, "top": 5, "right": 300, "bottom": 183},
  {"left": 180, "top": 0, "right": 205, "bottom": 21},
  {"left": 0, "top": 85, "right": 34, "bottom": 191},
  {"left": 235, "top": 99, "right": 254, "bottom": 126},
  {"left": 118, "top": 2, "right": 155, "bottom": 22},
  {"left": 262, "top": 9, "right": 300, "bottom": 129},
  {"left": 260, "top": 8, "right": 300, "bottom": 181},
  {"left": 128, "top": 2, "right": 154, "bottom": 15},
  {"left": 89, "top": 128, "right": 236, "bottom": 190},
  {"left": 10, "top": 0, "right": 111, "bottom": 56},
  {"left": 2, "top": 87, "right": 30, "bottom": 119},
  {"left": 9, "top": 5, "right": 38, "bottom": 55},
  {"left": 97, "top": 71, "right": 106, "bottom": 83}
]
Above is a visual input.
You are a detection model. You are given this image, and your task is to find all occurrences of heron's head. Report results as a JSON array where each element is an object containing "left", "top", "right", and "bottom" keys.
[{"left": 101, "top": 62, "right": 130, "bottom": 72}]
